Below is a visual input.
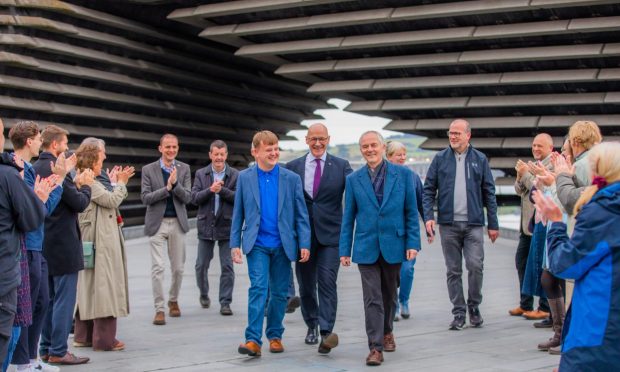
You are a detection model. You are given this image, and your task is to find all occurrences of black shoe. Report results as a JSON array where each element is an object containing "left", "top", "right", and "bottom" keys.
[
  {"left": 534, "top": 318, "right": 553, "bottom": 328},
  {"left": 468, "top": 306, "right": 484, "bottom": 328},
  {"left": 286, "top": 296, "right": 301, "bottom": 313},
  {"left": 220, "top": 304, "right": 233, "bottom": 316},
  {"left": 318, "top": 332, "right": 339, "bottom": 354},
  {"left": 305, "top": 327, "right": 319, "bottom": 345},
  {"left": 449, "top": 315, "right": 466, "bottom": 330},
  {"left": 199, "top": 295, "right": 211, "bottom": 309}
]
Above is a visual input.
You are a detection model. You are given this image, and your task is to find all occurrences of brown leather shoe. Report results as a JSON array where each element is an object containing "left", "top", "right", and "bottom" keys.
[
  {"left": 508, "top": 306, "right": 529, "bottom": 316},
  {"left": 523, "top": 309, "right": 549, "bottom": 320},
  {"left": 269, "top": 339, "right": 284, "bottom": 353},
  {"left": 366, "top": 349, "right": 384, "bottom": 366},
  {"left": 153, "top": 311, "right": 166, "bottom": 325},
  {"left": 383, "top": 333, "right": 396, "bottom": 352},
  {"left": 48, "top": 352, "right": 89, "bottom": 365},
  {"left": 238, "top": 341, "right": 261, "bottom": 357},
  {"left": 40, "top": 354, "right": 49, "bottom": 362},
  {"left": 168, "top": 301, "right": 181, "bottom": 317},
  {"left": 318, "top": 332, "right": 339, "bottom": 354}
]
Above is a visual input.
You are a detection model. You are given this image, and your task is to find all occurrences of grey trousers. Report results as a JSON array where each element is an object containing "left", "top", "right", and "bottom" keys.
[
  {"left": 358, "top": 255, "right": 401, "bottom": 351},
  {"left": 195, "top": 239, "right": 234, "bottom": 305},
  {"left": 439, "top": 222, "right": 484, "bottom": 316}
]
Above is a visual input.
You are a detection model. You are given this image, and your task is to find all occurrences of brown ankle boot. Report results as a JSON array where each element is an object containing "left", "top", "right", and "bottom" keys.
[{"left": 537, "top": 297, "right": 564, "bottom": 351}]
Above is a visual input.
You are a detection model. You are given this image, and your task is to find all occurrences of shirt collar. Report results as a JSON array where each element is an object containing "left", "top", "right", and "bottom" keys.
[
  {"left": 257, "top": 163, "right": 279, "bottom": 177},
  {"left": 306, "top": 151, "right": 327, "bottom": 164},
  {"left": 212, "top": 164, "right": 226, "bottom": 175},
  {"left": 159, "top": 158, "right": 176, "bottom": 173}
]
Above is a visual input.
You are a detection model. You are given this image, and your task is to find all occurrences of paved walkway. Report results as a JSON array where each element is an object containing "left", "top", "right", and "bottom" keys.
[{"left": 24, "top": 229, "right": 560, "bottom": 371}]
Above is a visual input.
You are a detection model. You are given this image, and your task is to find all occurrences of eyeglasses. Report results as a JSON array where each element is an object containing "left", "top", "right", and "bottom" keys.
[
  {"left": 446, "top": 131, "right": 464, "bottom": 137},
  {"left": 307, "top": 136, "right": 329, "bottom": 143}
]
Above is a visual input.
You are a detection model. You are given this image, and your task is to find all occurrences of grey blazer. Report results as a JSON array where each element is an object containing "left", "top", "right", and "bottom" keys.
[{"left": 141, "top": 160, "right": 192, "bottom": 236}]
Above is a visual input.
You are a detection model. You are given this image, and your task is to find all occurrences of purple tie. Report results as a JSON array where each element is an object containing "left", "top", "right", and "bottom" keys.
[{"left": 313, "top": 158, "right": 322, "bottom": 198}]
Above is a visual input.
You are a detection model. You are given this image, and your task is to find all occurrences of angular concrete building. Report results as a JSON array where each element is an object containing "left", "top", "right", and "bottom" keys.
[{"left": 2, "top": 0, "right": 620, "bottom": 221}]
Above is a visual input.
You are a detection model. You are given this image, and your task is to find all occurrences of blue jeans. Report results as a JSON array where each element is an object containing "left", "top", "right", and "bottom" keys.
[
  {"left": 245, "top": 246, "right": 290, "bottom": 345},
  {"left": 398, "top": 258, "right": 416, "bottom": 304},
  {"left": 40, "top": 273, "right": 78, "bottom": 357}
]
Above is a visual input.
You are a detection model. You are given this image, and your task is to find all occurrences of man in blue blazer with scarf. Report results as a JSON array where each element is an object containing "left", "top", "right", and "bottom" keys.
[
  {"left": 340, "top": 131, "right": 420, "bottom": 366},
  {"left": 231, "top": 131, "right": 311, "bottom": 357}
]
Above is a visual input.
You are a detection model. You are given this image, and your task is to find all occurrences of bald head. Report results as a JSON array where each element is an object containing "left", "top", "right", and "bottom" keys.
[
  {"left": 532, "top": 133, "right": 554, "bottom": 160},
  {"left": 305, "top": 123, "right": 330, "bottom": 158}
]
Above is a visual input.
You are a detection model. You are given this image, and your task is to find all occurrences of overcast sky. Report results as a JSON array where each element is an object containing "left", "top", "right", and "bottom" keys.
[{"left": 279, "top": 98, "right": 402, "bottom": 150}]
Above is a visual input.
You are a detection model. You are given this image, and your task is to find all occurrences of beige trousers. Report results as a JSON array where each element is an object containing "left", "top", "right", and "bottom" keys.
[{"left": 149, "top": 218, "right": 186, "bottom": 312}]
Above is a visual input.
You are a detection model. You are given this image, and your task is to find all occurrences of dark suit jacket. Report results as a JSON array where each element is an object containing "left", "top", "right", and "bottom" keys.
[
  {"left": 33, "top": 152, "right": 92, "bottom": 276},
  {"left": 191, "top": 163, "right": 239, "bottom": 241},
  {"left": 141, "top": 160, "right": 192, "bottom": 237},
  {"left": 285, "top": 153, "right": 352, "bottom": 247}
]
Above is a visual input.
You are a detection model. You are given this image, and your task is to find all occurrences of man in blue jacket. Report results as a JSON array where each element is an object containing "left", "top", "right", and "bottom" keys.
[
  {"left": 231, "top": 131, "right": 310, "bottom": 357},
  {"left": 0, "top": 118, "right": 46, "bottom": 363},
  {"left": 423, "top": 119, "right": 499, "bottom": 331},
  {"left": 340, "top": 131, "right": 420, "bottom": 366}
]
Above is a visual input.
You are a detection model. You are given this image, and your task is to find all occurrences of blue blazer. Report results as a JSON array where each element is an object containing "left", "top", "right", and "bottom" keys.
[
  {"left": 230, "top": 165, "right": 311, "bottom": 262},
  {"left": 285, "top": 153, "right": 352, "bottom": 247},
  {"left": 339, "top": 161, "right": 421, "bottom": 264}
]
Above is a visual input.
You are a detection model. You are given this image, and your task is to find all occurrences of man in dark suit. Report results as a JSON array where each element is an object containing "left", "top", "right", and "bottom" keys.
[
  {"left": 231, "top": 131, "right": 311, "bottom": 357},
  {"left": 340, "top": 131, "right": 420, "bottom": 366},
  {"left": 191, "top": 140, "right": 239, "bottom": 315},
  {"left": 141, "top": 134, "right": 192, "bottom": 326},
  {"left": 285, "top": 123, "right": 352, "bottom": 353},
  {"left": 34, "top": 125, "right": 93, "bottom": 365}
]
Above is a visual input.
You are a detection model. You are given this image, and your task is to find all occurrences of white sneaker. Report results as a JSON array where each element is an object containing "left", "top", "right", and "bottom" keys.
[{"left": 31, "top": 360, "right": 60, "bottom": 372}]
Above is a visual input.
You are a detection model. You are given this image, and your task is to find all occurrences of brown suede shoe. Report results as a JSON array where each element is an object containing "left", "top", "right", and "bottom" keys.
[
  {"left": 94, "top": 340, "right": 125, "bottom": 352},
  {"left": 523, "top": 309, "right": 549, "bottom": 320},
  {"left": 269, "top": 339, "right": 284, "bottom": 353},
  {"left": 238, "top": 341, "right": 261, "bottom": 357},
  {"left": 48, "top": 352, "right": 89, "bottom": 365},
  {"left": 153, "top": 311, "right": 166, "bottom": 325},
  {"left": 366, "top": 349, "right": 384, "bottom": 366},
  {"left": 168, "top": 301, "right": 181, "bottom": 317},
  {"left": 383, "top": 333, "right": 396, "bottom": 352},
  {"left": 508, "top": 306, "right": 529, "bottom": 316}
]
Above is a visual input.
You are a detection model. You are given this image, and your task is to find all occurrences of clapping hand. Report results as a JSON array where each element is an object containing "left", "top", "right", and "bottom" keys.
[
  {"left": 116, "top": 166, "right": 135, "bottom": 185},
  {"left": 527, "top": 161, "right": 547, "bottom": 177},
  {"left": 107, "top": 165, "right": 121, "bottom": 184},
  {"left": 166, "top": 167, "right": 177, "bottom": 191},
  {"left": 515, "top": 159, "right": 528, "bottom": 179},
  {"left": 532, "top": 189, "right": 563, "bottom": 225},
  {"left": 75, "top": 168, "right": 95, "bottom": 188},
  {"left": 51, "top": 152, "right": 77, "bottom": 179},
  {"left": 552, "top": 153, "right": 575, "bottom": 177},
  {"left": 34, "top": 175, "right": 59, "bottom": 203},
  {"left": 209, "top": 180, "right": 224, "bottom": 193}
]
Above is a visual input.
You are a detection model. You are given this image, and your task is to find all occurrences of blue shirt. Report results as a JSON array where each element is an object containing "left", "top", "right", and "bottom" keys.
[
  {"left": 255, "top": 164, "right": 281, "bottom": 248},
  {"left": 22, "top": 160, "right": 63, "bottom": 251}
]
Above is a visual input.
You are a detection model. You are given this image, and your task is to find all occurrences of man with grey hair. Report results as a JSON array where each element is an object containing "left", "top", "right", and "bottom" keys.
[
  {"left": 340, "top": 130, "right": 420, "bottom": 366},
  {"left": 423, "top": 119, "right": 499, "bottom": 331},
  {"left": 191, "top": 140, "right": 238, "bottom": 315}
]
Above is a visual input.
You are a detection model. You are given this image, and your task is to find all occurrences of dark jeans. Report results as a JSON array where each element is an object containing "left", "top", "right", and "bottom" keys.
[
  {"left": 515, "top": 233, "right": 550, "bottom": 312},
  {"left": 40, "top": 273, "right": 78, "bottom": 357},
  {"left": 358, "top": 255, "right": 401, "bottom": 351},
  {"left": 439, "top": 222, "right": 484, "bottom": 316},
  {"left": 0, "top": 289, "right": 17, "bottom": 364},
  {"left": 295, "top": 238, "right": 340, "bottom": 334},
  {"left": 12, "top": 251, "right": 50, "bottom": 364},
  {"left": 195, "top": 239, "right": 234, "bottom": 305}
]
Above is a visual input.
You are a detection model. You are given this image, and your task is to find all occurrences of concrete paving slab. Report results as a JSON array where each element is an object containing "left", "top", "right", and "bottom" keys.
[{"left": 18, "top": 227, "right": 561, "bottom": 371}]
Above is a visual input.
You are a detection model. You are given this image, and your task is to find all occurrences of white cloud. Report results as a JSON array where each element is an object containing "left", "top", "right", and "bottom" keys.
[{"left": 280, "top": 98, "right": 401, "bottom": 150}]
